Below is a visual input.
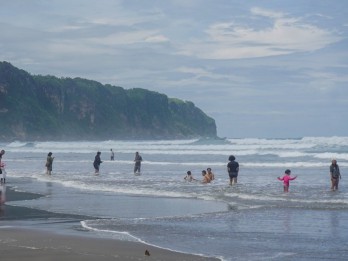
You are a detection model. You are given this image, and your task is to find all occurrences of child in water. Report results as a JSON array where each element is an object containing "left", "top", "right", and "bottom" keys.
[
  {"left": 184, "top": 171, "right": 197, "bottom": 182},
  {"left": 278, "top": 169, "right": 297, "bottom": 192}
]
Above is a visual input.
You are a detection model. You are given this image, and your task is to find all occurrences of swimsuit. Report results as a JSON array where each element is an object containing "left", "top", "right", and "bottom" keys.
[{"left": 278, "top": 175, "right": 296, "bottom": 187}]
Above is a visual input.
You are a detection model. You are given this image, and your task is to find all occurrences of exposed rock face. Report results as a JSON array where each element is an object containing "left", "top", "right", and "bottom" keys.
[{"left": 0, "top": 61, "right": 217, "bottom": 141}]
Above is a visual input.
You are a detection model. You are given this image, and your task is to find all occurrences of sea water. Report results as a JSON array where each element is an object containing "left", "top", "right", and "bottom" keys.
[{"left": 1, "top": 137, "right": 348, "bottom": 260}]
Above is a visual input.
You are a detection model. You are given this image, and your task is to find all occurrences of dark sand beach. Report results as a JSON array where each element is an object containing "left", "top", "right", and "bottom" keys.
[
  {"left": 0, "top": 227, "right": 219, "bottom": 261},
  {"left": 0, "top": 187, "right": 219, "bottom": 261}
]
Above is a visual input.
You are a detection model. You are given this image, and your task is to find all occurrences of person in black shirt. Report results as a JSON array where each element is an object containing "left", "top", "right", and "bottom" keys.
[
  {"left": 93, "top": 151, "right": 103, "bottom": 175},
  {"left": 134, "top": 152, "right": 143, "bottom": 174},
  {"left": 227, "top": 155, "right": 239, "bottom": 185},
  {"left": 45, "top": 152, "right": 54, "bottom": 175}
]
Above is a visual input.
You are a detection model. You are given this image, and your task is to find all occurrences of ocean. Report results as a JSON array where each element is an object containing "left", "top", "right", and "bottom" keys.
[{"left": 1, "top": 137, "right": 348, "bottom": 260}]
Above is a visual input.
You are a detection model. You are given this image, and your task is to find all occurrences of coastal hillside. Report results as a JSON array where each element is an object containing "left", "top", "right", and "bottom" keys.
[{"left": 0, "top": 61, "right": 217, "bottom": 141}]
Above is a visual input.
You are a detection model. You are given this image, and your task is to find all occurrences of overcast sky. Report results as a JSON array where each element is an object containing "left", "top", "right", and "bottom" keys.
[{"left": 1, "top": 0, "right": 347, "bottom": 138}]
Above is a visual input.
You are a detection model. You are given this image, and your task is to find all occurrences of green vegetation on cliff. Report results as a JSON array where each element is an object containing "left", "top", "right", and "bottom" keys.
[{"left": 0, "top": 61, "right": 216, "bottom": 140}]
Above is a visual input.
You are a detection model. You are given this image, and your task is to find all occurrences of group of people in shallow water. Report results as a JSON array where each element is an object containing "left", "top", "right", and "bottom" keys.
[
  {"left": 276, "top": 159, "right": 342, "bottom": 192},
  {"left": 184, "top": 155, "right": 240, "bottom": 185},
  {"left": 0, "top": 149, "right": 343, "bottom": 192},
  {"left": 184, "top": 155, "right": 343, "bottom": 193},
  {"left": 50, "top": 152, "right": 344, "bottom": 192},
  {"left": 92, "top": 150, "right": 143, "bottom": 175},
  {"left": 184, "top": 168, "right": 216, "bottom": 183},
  {"left": 44, "top": 150, "right": 143, "bottom": 176}
]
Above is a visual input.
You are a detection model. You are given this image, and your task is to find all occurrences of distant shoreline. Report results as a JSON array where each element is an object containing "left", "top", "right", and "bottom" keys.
[{"left": 0, "top": 136, "right": 222, "bottom": 143}]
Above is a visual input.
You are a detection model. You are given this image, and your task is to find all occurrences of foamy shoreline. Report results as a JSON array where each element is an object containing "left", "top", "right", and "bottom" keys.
[
  {"left": 0, "top": 187, "right": 220, "bottom": 261},
  {"left": 0, "top": 227, "right": 220, "bottom": 261}
]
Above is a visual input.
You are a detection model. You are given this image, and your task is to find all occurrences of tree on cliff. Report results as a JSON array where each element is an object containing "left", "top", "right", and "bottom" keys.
[{"left": 0, "top": 61, "right": 217, "bottom": 141}]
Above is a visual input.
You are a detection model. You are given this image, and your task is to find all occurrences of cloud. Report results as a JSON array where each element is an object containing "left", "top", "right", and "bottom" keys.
[
  {"left": 144, "top": 35, "right": 169, "bottom": 43},
  {"left": 250, "top": 7, "right": 285, "bottom": 19},
  {"left": 179, "top": 7, "right": 342, "bottom": 60},
  {"left": 305, "top": 70, "right": 348, "bottom": 92},
  {"left": 175, "top": 66, "right": 250, "bottom": 85},
  {"left": 177, "top": 66, "right": 216, "bottom": 78},
  {"left": 87, "top": 30, "right": 168, "bottom": 45}
]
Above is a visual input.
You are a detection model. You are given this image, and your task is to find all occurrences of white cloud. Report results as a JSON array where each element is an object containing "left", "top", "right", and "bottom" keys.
[
  {"left": 77, "top": 31, "right": 169, "bottom": 47},
  {"left": 144, "top": 35, "right": 169, "bottom": 43},
  {"left": 89, "top": 15, "right": 156, "bottom": 27},
  {"left": 305, "top": 71, "right": 348, "bottom": 91},
  {"left": 177, "top": 66, "right": 213, "bottom": 77},
  {"left": 48, "top": 25, "right": 86, "bottom": 33},
  {"left": 107, "top": 31, "right": 165, "bottom": 45},
  {"left": 250, "top": 7, "right": 285, "bottom": 19},
  {"left": 179, "top": 7, "right": 342, "bottom": 59},
  {"left": 176, "top": 66, "right": 250, "bottom": 83}
]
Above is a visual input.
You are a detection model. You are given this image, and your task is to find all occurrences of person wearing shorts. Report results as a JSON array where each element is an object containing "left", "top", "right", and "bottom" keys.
[{"left": 227, "top": 155, "right": 239, "bottom": 185}]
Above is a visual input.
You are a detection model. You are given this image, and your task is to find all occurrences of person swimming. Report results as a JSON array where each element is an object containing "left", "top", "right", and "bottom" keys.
[
  {"left": 201, "top": 170, "right": 211, "bottom": 184},
  {"left": 184, "top": 171, "right": 197, "bottom": 182},
  {"left": 207, "top": 167, "right": 215, "bottom": 181}
]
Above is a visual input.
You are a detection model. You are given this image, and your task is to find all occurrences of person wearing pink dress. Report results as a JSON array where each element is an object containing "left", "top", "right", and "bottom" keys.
[{"left": 278, "top": 169, "right": 297, "bottom": 192}]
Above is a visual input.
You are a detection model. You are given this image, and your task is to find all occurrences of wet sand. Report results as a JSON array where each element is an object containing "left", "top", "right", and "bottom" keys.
[
  {"left": 0, "top": 187, "right": 219, "bottom": 261},
  {"left": 0, "top": 227, "right": 219, "bottom": 261}
]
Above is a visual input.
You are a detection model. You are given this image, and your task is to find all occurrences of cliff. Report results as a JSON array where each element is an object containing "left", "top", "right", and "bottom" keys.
[{"left": 0, "top": 61, "right": 217, "bottom": 141}]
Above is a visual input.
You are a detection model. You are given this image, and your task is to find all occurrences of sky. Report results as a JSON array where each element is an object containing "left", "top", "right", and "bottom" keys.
[{"left": 1, "top": 0, "right": 347, "bottom": 138}]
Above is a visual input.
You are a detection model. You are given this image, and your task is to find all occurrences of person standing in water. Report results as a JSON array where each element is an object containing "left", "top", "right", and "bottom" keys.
[
  {"left": 0, "top": 162, "right": 6, "bottom": 184},
  {"left": 0, "top": 150, "right": 4, "bottom": 162},
  {"left": 110, "top": 149, "right": 115, "bottom": 161},
  {"left": 278, "top": 169, "right": 297, "bottom": 193},
  {"left": 330, "top": 159, "right": 341, "bottom": 191},
  {"left": 227, "top": 155, "right": 239, "bottom": 185},
  {"left": 93, "top": 151, "right": 103, "bottom": 175},
  {"left": 45, "top": 152, "right": 54, "bottom": 175},
  {"left": 0, "top": 182, "right": 6, "bottom": 206},
  {"left": 134, "top": 152, "right": 143, "bottom": 174},
  {"left": 0, "top": 150, "right": 5, "bottom": 183}
]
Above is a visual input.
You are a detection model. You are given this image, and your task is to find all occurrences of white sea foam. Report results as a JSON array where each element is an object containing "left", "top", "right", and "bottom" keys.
[
  {"left": 3, "top": 138, "right": 348, "bottom": 167},
  {"left": 80, "top": 220, "right": 143, "bottom": 242},
  {"left": 224, "top": 192, "right": 348, "bottom": 207},
  {"left": 80, "top": 219, "right": 217, "bottom": 260},
  {"left": 313, "top": 152, "right": 348, "bottom": 161},
  {"left": 301, "top": 136, "right": 348, "bottom": 146},
  {"left": 5, "top": 137, "right": 348, "bottom": 209},
  {"left": 6, "top": 141, "right": 25, "bottom": 147}
]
